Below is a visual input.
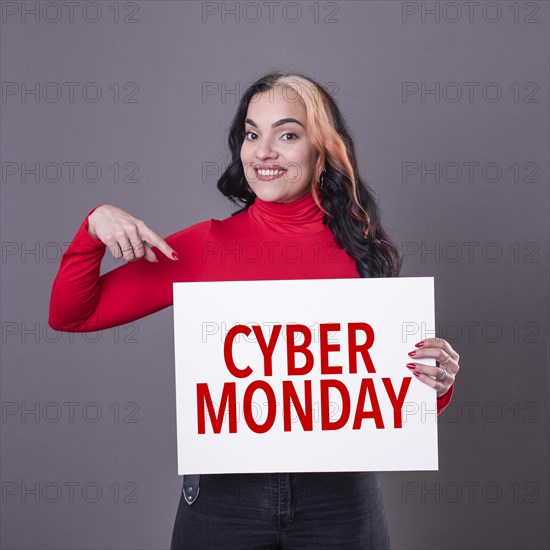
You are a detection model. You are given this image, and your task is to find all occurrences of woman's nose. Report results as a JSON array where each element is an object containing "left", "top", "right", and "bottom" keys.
[{"left": 254, "top": 139, "right": 278, "bottom": 160}]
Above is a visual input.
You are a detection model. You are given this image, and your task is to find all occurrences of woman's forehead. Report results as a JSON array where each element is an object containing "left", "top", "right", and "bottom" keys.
[{"left": 246, "top": 87, "right": 306, "bottom": 121}]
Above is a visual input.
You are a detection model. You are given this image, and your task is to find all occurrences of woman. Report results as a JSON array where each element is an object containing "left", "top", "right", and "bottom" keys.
[{"left": 49, "top": 71, "right": 459, "bottom": 549}]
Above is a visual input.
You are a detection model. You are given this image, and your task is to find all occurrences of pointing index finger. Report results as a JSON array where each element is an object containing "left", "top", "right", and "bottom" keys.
[{"left": 141, "top": 227, "right": 179, "bottom": 260}]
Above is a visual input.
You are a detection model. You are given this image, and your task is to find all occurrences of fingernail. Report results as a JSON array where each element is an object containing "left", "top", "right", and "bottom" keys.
[
  {"left": 415, "top": 341, "right": 424, "bottom": 348},
  {"left": 172, "top": 252, "right": 179, "bottom": 260},
  {"left": 413, "top": 371, "right": 420, "bottom": 377},
  {"left": 408, "top": 350, "right": 416, "bottom": 357},
  {"left": 406, "top": 363, "right": 416, "bottom": 369}
]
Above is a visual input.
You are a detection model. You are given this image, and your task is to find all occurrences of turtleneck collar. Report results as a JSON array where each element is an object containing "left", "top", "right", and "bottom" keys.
[{"left": 247, "top": 191, "right": 326, "bottom": 236}]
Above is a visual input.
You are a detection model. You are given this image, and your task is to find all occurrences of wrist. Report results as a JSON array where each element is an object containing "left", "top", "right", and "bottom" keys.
[{"left": 86, "top": 210, "right": 101, "bottom": 240}]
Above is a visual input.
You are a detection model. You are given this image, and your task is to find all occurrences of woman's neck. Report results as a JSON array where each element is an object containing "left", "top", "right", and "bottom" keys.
[{"left": 247, "top": 191, "right": 326, "bottom": 237}]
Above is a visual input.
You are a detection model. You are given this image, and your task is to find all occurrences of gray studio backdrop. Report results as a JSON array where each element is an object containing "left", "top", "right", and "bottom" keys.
[{"left": 1, "top": 1, "right": 548, "bottom": 549}]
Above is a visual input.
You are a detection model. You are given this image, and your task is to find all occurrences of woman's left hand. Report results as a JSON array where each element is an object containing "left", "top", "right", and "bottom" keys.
[{"left": 406, "top": 337, "right": 460, "bottom": 398}]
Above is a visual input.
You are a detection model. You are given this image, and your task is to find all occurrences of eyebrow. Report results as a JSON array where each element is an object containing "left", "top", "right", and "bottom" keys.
[{"left": 245, "top": 117, "right": 305, "bottom": 129}]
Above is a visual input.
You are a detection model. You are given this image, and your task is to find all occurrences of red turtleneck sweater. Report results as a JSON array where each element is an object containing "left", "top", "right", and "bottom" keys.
[{"left": 48, "top": 192, "right": 453, "bottom": 412}]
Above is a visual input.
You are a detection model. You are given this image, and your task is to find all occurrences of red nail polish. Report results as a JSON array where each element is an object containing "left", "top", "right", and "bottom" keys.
[
  {"left": 408, "top": 350, "right": 416, "bottom": 357},
  {"left": 413, "top": 371, "right": 420, "bottom": 377},
  {"left": 406, "top": 363, "right": 416, "bottom": 369},
  {"left": 415, "top": 341, "right": 424, "bottom": 348},
  {"left": 172, "top": 252, "right": 179, "bottom": 260}
]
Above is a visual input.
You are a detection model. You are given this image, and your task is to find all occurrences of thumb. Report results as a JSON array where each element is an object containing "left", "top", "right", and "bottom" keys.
[{"left": 143, "top": 242, "right": 159, "bottom": 263}]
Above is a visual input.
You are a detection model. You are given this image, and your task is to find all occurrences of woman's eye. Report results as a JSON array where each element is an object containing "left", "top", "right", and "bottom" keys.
[{"left": 244, "top": 131, "right": 297, "bottom": 141}]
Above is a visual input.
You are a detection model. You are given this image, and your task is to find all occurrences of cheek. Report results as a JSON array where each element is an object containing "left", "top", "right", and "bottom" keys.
[
  {"left": 299, "top": 144, "right": 317, "bottom": 164},
  {"left": 240, "top": 139, "right": 250, "bottom": 156},
  {"left": 293, "top": 151, "right": 316, "bottom": 177},
  {"left": 285, "top": 148, "right": 307, "bottom": 168}
]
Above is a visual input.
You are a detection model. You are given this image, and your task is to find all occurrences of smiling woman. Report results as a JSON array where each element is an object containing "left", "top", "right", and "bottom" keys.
[{"left": 48, "top": 70, "right": 459, "bottom": 549}]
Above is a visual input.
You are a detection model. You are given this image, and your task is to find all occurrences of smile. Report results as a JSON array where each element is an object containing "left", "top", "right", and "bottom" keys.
[{"left": 255, "top": 168, "right": 287, "bottom": 181}]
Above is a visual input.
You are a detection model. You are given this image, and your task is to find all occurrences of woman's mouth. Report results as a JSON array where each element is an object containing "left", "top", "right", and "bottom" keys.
[{"left": 255, "top": 167, "right": 287, "bottom": 182}]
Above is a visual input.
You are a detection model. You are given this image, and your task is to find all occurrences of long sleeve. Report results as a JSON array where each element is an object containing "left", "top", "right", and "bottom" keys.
[
  {"left": 48, "top": 206, "right": 212, "bottom": 332},
  {"left": 48, "top": 196, "right": 454, "bottom": 416},
  {"left": 437, "top": 383, "right": 454, "bottom": 415}
]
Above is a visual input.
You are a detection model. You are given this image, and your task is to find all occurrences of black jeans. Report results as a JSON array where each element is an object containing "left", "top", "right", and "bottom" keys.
[{"left": 170, "top": 472, "right": 391, "bottom": 549}]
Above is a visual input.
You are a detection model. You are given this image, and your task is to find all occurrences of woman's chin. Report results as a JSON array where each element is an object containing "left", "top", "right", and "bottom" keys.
[
  {"left": 251, "top": 187, "right": 287, "bottom": 203},
  {"left": 251, "top": 185, "right": 311, "bottom": 204}
]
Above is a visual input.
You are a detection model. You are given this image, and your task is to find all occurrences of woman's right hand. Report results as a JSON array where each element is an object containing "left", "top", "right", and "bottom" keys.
[{"left": 87, "top": 205, "right": 179, "bottom": 263}]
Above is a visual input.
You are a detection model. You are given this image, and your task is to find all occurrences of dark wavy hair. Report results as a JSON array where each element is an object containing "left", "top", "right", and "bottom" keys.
[{"left": 217, "top": 71, "right": 402, "bottom": 278}]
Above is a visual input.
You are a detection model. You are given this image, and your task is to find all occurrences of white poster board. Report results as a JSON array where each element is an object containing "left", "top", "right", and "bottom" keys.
[{"left": 173, "top": 277, "right": 438, "bottom": 474}]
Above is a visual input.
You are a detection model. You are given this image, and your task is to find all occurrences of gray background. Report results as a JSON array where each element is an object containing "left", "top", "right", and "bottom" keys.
[{"left": 1, "top": 0, "right": 548, "bottom": 548}]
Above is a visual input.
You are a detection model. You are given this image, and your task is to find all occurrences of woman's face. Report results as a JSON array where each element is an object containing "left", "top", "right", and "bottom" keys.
[{"left": 240, "top": 85, "right": 319, "bottom": 203}]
